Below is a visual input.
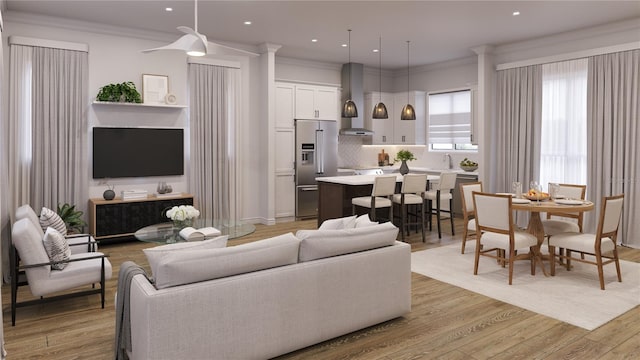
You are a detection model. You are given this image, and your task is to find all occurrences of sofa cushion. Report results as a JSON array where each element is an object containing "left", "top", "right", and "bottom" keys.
[
  {"left": 318, "top": 215, "right": 357, "bottom": 230},
  {"left": 154, "top": 232, "right": 301, "bottom": 289},
  {"left": 354, "top": 214, "right": 378, "bottom": 228},
  {"left": 296, "top": 221, "right": 399, "bottom": 262},
  {"left": 39, "top": 207, "right": 67, "bottom": 236},
  {"left": 43, "top": 227, "right": 71, "bottom": 270},
  {"left": 143, "top": 236, "right": 229, "bottom": 277}
]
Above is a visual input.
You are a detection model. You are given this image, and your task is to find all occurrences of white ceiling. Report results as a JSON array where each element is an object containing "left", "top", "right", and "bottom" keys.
[{"left": 5, "top": 1, "right": 640, "bottom": 69}]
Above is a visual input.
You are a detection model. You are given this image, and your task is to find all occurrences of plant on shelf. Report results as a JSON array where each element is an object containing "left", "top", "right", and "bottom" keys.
[
  {"left": 395, "top": 149, "right": 416, "bottom": 175},
  {"left": 57, "top": 203, "right": 87, "bottom": 234},
  {"left": 95, "top": 81, "right": 142, "bottom": 103}
]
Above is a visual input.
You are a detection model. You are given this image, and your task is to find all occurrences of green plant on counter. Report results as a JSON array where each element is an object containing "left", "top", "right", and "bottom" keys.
[
  {"left": 460, "top": 158, "right": 478, "bottom": 166},
  {"left": 395, "top": 149, "right": 416, "bottom": 162},
  {"left": 96, "top": 81, "right": 142, "bottom": 103},
  {"left": 57, "top": 203, "right": 87, "bottom": 233}
]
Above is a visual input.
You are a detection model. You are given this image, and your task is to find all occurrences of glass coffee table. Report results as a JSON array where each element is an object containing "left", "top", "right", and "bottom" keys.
[{"left": 134, "top": 219, "right": 255, "bottom": 244}]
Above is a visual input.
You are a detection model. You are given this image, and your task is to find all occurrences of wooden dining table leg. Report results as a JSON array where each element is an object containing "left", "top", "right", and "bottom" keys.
[{"left": 526, "top": 212, "right": 549, "bottom": 276}]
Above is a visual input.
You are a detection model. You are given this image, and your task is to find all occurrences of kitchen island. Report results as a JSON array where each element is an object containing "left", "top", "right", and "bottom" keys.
[{"left": 316, "top": 174, "right": 439, "bottom": 226}]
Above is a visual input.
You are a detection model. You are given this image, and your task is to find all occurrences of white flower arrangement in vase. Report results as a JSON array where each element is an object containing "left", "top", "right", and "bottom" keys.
[{"left": 166, "top": 205, "right": 200, "bottom": 229}]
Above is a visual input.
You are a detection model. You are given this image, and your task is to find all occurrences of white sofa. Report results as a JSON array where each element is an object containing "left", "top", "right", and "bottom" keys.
[{"left": 127, "top": 221, "right": 411, "bottom": 360}]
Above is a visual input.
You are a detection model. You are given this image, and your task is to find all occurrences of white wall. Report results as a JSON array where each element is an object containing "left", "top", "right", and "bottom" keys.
[{"left": 2, "top": 14, "right": 264, "bottom": 223}]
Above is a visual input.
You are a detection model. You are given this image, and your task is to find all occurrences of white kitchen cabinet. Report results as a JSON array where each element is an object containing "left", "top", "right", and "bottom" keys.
[
  {"left": 276, "top": 83, "right": 295, "bottom": 128},
  {"left": 393, "top": 91, "right": 426, "bottom": 145},
  {"left": 364, "top": 91, "right": 425, "bottom": 145},
  {"left": 364, "top": 92, "right": 395, "bottom": 145},
  {"left": 295, "top": 85, "right": 339, "bottom": 120},
  {"left": 275, "top": 174, "right": 295, "bottom": 217}
]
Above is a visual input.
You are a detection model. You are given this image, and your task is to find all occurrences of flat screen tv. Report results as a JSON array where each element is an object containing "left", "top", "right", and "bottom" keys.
[{"left": 93, "top": 127, "right": 184, "bottom": 178}]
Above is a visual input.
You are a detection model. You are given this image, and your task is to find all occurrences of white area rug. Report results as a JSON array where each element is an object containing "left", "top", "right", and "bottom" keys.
[{"left": 411, "top": 243, "right": 640, "bottom": 330}]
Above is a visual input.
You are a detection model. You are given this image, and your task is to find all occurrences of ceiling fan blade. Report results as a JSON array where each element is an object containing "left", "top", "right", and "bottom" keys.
[
  {"left": 207, "top": 41, "right": 259, "bottom": 57},
  {"left": 141, "top": 34, "right": 199, "bottom": 53}
]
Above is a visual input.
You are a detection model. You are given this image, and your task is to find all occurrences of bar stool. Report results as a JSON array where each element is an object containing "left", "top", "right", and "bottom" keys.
[
  {"left": 351, "top": 175, "right": 397, "bottom": 222},
  {"left": 392, "top": 174, "right": 428, "bottom": 242},
  {"left": 423, "top": 171, "right": 457, "bottom": 239}
]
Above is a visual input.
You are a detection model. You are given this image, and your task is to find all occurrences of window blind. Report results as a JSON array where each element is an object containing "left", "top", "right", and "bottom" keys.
[{"left": 428, "top": 90, "right": 471, "bottom": 144}]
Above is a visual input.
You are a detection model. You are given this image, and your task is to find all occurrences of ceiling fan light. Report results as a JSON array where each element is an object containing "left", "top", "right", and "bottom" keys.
[
  {"left": 373, "top": 102, "right": 388, "bottom": 119},
  {"left": 342, "top": 99, "right": 358, "bottom": 118},
  {"left": 401, "top": 104, "right": 416, "bottom": 120},
  {"left": 187, "top": 50, "right": 206, "bottom": 56}
]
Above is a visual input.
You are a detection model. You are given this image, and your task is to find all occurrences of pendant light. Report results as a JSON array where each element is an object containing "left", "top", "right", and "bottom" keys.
[
  {"left": 342, "top": 29, "right": 358, "bottom": 118},
  {"left": 401, "top": 40, "right": 416, "bottom": 120},
  {"left": 372, "top": 36, "right": 388, "bottom": 119}
]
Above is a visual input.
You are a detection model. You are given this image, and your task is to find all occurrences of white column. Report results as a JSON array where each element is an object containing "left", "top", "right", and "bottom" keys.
[{"left": 471, "top": 45, "right": 495, "bottom": 190}]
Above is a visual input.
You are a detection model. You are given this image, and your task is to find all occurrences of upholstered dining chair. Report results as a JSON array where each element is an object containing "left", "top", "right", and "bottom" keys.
[
  {"left": 542, "top": 184, "right": 587, "bottom": 236},
  {"left": 423, "top": 171, "right": 457, "bottom": 239},
  {"left": 548, "top": 194, "right": 624, "bottom": 290},
  {"left": 392, "top": 173, "right": 428, "bottom": 242},
  {"left": 459, "top": 182, "right": 483, "bottom": 254},
  {"left": 352, "top": 175, "right": 397, "bottom": 222},
  {"left": 10, "top": 218, "right": 113, "bottom": 325},
  {"left": 472, "top": 192, "right": 538, "bottom": 285}
]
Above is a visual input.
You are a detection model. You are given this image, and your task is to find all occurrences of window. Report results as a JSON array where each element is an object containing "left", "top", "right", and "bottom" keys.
[
  {"left": 539, "top": 59, "right": 588, "bottom": 187},
  {"left": 428, "top": 89, "right": 477, "bottom": 151}
]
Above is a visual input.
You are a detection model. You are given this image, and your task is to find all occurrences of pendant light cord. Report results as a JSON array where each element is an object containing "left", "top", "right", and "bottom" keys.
[
  {"left": 379, "top": 36, "right": 382, "bottom": 103},
  {"left": 407, "top": 40, "right": 410, "bottom": 102}
]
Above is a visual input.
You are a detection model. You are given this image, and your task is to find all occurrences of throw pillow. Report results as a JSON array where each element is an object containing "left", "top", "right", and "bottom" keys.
[
  {"left": 354, "top": 214, "right": 378, "bottom": 228},
  {"left": 296, "top": 221, "right": 398, "bottom": 262},
  {"left": 40, "top": 207, "right": 67, "bottom": 236},
  {"left": 153, "top": 232, "right": 300, "bottom": 289},
  {"left": 43, "top": 227, "right": 71, "bottom": 270},
  {"left": 318, "top": 215, "right": 357, "bottom": 230},
  {"left": 143, "top": 235, "right": 229, "bottom": 278}
]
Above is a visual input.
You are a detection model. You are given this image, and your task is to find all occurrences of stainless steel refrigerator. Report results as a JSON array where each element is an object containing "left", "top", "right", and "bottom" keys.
[{"left": 295, "top": 119, "right": 338, "bottom": 218}]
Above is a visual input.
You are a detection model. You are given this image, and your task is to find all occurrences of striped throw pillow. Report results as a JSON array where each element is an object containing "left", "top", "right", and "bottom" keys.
[
  {"left": 40, "top": 207, "right": 67, "bottom": 236},
  {"left": 43, "top": 227, "right": 71, "bottom": 270}
]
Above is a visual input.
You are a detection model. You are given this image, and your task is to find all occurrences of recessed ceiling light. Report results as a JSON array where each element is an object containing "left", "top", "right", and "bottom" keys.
[
  {"left": 311, "top": 39, "right": 318, "bottom": 43},
  {"left": 244, "top": 21, "right": 252, "bottom": 25},
  {"left": 341, "top": 44, "right": 347, "bottom": 47},
  {"left": 513, "top": 11, "right": 520, "bottom": 16},
  {"left": 165, "top": 7, "right": 173, "bottom": 12},
  {"left": 373, "top": 49, "right": 379, "bottom": 53}
]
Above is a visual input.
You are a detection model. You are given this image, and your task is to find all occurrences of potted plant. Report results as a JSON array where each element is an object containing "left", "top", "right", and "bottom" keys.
[
  {"left": 95, "top": 81, "right": 142, "bottom": 103},
  {"left": 57, "top": 203, "right": 87, "bottom": 234},
  {"left": 395, "top": 149, "right": 416, "bottom": 175}
]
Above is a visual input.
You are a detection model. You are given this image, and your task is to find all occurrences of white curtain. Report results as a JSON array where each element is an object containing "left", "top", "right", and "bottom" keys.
[
  {"left": 587, "top": 49, "right": 640, "bottom": 247},
  {"left": 494, "top": 65, "right": 543, "bottom": 227},
  {"left": 188, "top": 63, "right": 239, "bottom": 224},
  {"left": 5, "top": 43, "right": 88, "bottom": 279},
  {"left": 539, "top": 59, "right": 588, "bottom": 188}
]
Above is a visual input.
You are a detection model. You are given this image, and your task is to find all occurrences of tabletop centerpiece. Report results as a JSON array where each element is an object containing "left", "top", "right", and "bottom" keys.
[
  {"left": 395, "top": 149, "right": 416, "bottom": 175},
  {"left": 166, "top": 205, "right": 200, "bottom": 230}
]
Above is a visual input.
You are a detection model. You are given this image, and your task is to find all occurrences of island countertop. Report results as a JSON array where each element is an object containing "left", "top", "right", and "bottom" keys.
[{"left": 317, "top": 174, "right": 439, "bottom": 185}]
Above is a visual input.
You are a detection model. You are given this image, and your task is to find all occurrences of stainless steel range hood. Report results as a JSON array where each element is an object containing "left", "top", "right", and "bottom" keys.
[{"left": 339, "top": 63, "right": 373, "bottom": 136}]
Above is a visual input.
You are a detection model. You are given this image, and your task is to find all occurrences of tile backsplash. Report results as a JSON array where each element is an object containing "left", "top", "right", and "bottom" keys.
[{"left": 337, "top": 135, "right": 479, "bottom": 170}]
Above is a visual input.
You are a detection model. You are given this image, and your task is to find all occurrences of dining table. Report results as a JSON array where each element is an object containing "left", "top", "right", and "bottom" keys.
[{"left": 511, "top": 197, "right": 595, "bottom": 275}]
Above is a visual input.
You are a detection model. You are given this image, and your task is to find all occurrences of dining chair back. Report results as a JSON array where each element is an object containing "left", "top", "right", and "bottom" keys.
[
  {"left": 543, "top": 183, "right": 587, "bottom": 235},
  {"left": 459, "top": 182, "right": 483, "bottom": 253},
  {"left": 423, "top": 171, "right": 457, "bottom": 239},
  {"left": 472, "top": 192, "right": 538, "bottom": 285},
  {"left": 352, "top": 175, "right": 397, "bottom": 222},
  {"left": 548, "top": 194, "right": 624, "bottom": 290},
  {"left": 392, "top": 174, "right": 428, "bottom": 242}
]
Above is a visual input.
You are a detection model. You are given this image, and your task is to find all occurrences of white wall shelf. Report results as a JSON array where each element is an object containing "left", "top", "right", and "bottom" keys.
[{"left": 92, "top": 101, "right": 186, "bottom": 109}]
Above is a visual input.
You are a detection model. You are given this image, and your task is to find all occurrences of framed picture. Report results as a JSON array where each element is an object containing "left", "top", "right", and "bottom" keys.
[{"left": 142, "top": 74, "right": 169, "bottom": 104}]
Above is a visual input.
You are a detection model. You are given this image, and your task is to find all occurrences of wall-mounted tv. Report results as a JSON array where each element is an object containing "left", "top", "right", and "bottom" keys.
[{"left": 93, "top": 127, "right": 184, "bottom": 179}]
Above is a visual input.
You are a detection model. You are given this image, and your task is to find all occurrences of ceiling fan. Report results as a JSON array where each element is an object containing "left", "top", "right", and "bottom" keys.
[{"left": 142, "top": 0, "right": 257, "bottom": 57}]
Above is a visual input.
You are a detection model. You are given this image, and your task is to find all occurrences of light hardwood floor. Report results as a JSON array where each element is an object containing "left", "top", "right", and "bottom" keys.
[{"left": 2, "top": 218, "right": 639, "bottom": 359}]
